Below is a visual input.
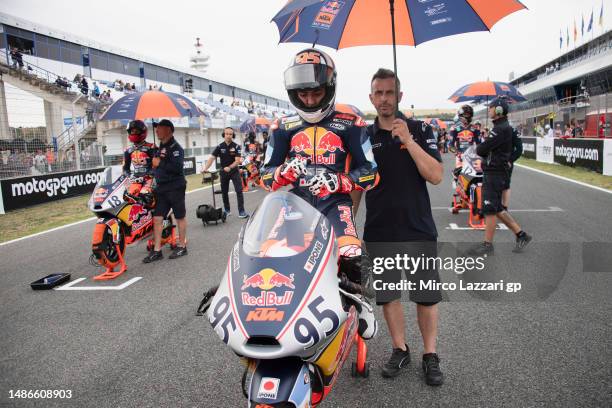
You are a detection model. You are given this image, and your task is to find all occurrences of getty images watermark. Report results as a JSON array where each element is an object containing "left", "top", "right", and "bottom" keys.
[{"left": 371, "top": 253, "right": 523, "bottom": 293}]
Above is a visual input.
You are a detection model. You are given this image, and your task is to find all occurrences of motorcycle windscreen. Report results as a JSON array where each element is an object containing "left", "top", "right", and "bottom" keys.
[
  {"left": 462, "top": 146, "right": 482, "bottom": 176},
  {"left": 230, "top": 191, "right": 336, "bottom": 339},
  {"left": 89, "top": 166, "right": 126, "bottom": 208}
]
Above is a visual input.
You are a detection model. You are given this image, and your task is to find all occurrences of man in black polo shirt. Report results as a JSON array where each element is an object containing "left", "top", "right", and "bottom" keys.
[
  {"left": 201, "top": 127, "right": 248, "bottom": 218},
  {"left": 143, "top": 119, "right": 188, "bottom": 263},
  {"left": 468, "top": 97, "right": 532, "bottom": 255},
  {"left": 353, "top": 69, "right": 444, "bottom": 386}
]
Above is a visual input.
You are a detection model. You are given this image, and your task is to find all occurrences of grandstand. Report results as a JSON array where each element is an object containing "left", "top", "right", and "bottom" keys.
[
  {"left": 474, "top": 29, "right": 612, "bottom": 138},
  {"left": 0, "top": 12, "right": 293, "bottom": 178}
]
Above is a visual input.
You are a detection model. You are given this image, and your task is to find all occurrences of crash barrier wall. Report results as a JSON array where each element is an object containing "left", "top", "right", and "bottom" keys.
[
  {"left": 520, "top": 137, "right": 612, "bottom": 176},
  {"left": 0, "top": 156, "right": 203, "bottom": 214}
]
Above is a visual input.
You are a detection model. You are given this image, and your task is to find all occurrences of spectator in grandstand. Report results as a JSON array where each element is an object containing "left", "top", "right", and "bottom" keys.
[
  {"left": 92, "top": 82, "right": 101, "bottom": 98},
  {"left": 55, "top": 77, "right": 70, "bottom": 91},
  {"left": 544, "top": 124, "right": 554, "bottom": 138},
  {"left": 562, "top": 123, "right": 572, "bottom": 139},
  {"left": 45, "top": 148, "right": 55, "bottom": 172},
  {"left": 10, "top": 47, "right": 24, "bottom": 70},
  {"left": 33, "top": 150, "right": 47, "bottom": 174},
  {"left": 80, "top": 77, "right": 89, "bottom": 96},
  {"left": 554, "top": 124, "right": 562, "bottom": 137}
]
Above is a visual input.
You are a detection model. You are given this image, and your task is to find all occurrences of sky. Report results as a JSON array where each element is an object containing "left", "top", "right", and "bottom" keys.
[{"left": 2, "top": 0, "right": 611, "bottom": 126}]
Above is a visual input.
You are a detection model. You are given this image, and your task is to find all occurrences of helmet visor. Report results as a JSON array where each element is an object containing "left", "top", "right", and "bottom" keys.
[{"left": 284, "top": 64, "right": 333, "bottom": 91}]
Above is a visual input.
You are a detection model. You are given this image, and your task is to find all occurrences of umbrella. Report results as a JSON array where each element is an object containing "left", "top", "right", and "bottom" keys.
[
  {"left": 448, "top": 80, "right": 526, "bottom": 128},
  {"left": 425, "top": 118, "right": 447, "bottom": 130},
  {"left": 272, "top": 0, "right": 527, "bottom": 112},
  {"left": 448, "top": 81, "right": 526, "bottom": 103},
  {"left": 240, "top": 117, "right": 272, "bottom": 134},
  {"left": 100, "top": 90, "right": 204, "bottom": 143},
  {"left": 335, "top": 103, "right": 365, "bottom": 118}
]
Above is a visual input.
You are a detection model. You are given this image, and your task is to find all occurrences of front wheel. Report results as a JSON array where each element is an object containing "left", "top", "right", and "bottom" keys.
[{"left": 91, "top": 223, "right": 125, "bottom": 268}]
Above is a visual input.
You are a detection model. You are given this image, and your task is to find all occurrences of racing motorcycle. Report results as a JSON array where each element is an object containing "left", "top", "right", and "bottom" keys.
[
  {"left": 89, "top": 167, "right": 176, "bottom": 280},
  {"left": 241, "top": 153, "right": 261, "bottom": 192},
  {"left": 198, "top": 191, "right": 371, "bottom": 407},
  {"left": 451, "top": 145, "right": 485, "bottom": 229}
]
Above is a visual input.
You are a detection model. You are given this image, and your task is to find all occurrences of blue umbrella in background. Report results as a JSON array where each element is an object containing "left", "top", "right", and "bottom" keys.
[{"left": 448, "top": 81, "right": 527, "bottom": 103}]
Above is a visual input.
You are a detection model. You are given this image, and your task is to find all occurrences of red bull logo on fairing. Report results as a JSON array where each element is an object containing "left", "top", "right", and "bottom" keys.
[
  {"left": 241, "top": 268, "right": 295, "bottom": 291},
  {"left": 289, "top": 127, "right": 345, "bottom": 165}
]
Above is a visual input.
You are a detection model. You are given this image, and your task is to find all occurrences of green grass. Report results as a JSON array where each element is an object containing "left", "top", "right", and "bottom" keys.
[
  {"left": 0, "top": 173, "right": 208, "bottom": 243},
  {"left": 516, "top": 158, "right": 612, "bottom": 191}
]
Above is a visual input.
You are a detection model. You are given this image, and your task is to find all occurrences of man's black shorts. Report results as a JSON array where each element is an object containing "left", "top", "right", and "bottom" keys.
[
  {"left": 154, "top": 186, "right": 186, "bottom": 219},
  {"left": 365, "top": 241, "right": 442, "bottom": 306},
  {"left": 482, "top": 172, "right": 508, "bottom": 215}
]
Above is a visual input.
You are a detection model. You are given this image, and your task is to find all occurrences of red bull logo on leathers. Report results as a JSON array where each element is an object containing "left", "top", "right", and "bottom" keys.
[{"left": 290, "top": 127, "right": 345, "bottom": 165}]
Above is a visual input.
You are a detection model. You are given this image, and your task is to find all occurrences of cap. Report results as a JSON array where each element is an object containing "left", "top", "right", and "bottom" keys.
[{"left": 153, "top": 119, "right": 174, "bottom": 132}]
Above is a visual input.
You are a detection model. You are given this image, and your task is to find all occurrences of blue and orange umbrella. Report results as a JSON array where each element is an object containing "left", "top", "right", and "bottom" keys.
[
  {"left": 273, "top": 1, "right": 526, "bottom": 112},
  {"left": 100, "top": 90, "right": 203, "bottom": 121},
  {"left": 335, "top": 103, "right": 364, "bottom": 118},
  {"left": 273, "top": 0, "right": 527, "bottom": 49},
  {"left": 240, "top": 117, "right": 272, "bottom": 133},
  {"left": 448, "top": 81, "right": 526, "bottom": 103}
]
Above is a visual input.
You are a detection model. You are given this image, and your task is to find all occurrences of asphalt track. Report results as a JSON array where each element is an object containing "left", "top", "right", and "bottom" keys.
[{"left": 1, "top": 154, "right": 611, "bottom": 408}]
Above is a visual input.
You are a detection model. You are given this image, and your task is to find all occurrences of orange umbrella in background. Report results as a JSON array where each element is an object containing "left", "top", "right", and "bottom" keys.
[{"left": 335, "top": 103, "right": 365, "bottom": 117}]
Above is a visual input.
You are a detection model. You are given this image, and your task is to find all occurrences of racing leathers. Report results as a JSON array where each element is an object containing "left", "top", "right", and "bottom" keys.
[
  {"left": 261, "top": 111, "right": 379, "bottom": 338},
  {"left": 451, "top": 123, "right": 481, "bottom": 155},
  {"left": 122, "top": 142, "right": 157, "bottom": 206}
]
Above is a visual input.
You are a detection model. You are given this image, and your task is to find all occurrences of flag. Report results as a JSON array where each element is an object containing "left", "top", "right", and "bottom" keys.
[
  {"left": 559, "top": 29, "right": 563, "bottom": 49},
  {"left": 573, "top": 19, "right": 577, "bottom": 42},
  {"left": 600, "top": 1, "right": 604, "bottom": 27},
  {"left": 566, "top": 27, "right": 570, "bottom": 47},
  {"left": 588, "top": 9, "right": 594, "bottom": 32},
  {"left": 581, "top": 14, "right": 584, "bottom": 36}
]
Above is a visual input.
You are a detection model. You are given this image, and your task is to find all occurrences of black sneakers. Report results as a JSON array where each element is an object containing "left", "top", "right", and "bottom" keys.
[
  {"left": 142, "top": 250, "right": 163, "bottom": 263},
  {"left": 169, "top": 246, "right": 188, "bottom": 259},
  {"left": 467, "top": 241, "right": 494, "bottom": 256},
  {"left": 513, "top": 232, "right": 533, "bottom": 253},
  {"left": 422, "top": 353, "right": 444, "bottom": 386},
  {"left": 381, "top": 345, "right": 411, "bottom": 378}
]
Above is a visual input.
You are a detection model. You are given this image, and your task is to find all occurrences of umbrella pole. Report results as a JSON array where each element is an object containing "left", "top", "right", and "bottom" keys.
[
  {"left": 389, "top": 0, "right": 399, "bottom": 117},
  {"left": 485, "top": 96, "right": 489, "bottom": 132}
]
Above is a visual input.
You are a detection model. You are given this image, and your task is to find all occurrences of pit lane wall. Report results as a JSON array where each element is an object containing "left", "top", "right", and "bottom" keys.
[
  {"left": 520, "top": 137, "right": 612, "bottom": 177},
  {"left": 0, "top": 157, "right": 203, "bottom": 214}
]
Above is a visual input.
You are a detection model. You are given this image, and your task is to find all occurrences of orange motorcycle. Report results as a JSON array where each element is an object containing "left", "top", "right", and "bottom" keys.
[
  {"left": 451, "top": 146, "right": 485, "bottom": 229},
  {"left": 89, "top": 167, "right": 176, "bottom": 280}
]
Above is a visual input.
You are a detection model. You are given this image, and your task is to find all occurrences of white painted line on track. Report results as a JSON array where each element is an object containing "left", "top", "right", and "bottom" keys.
[
  {"left": 55, "top": 276, "right": 142, "bottom": 291},
  {"left": 0, "top": 183, "right": 219, "bottom": 247},
  {"left": 446, "top": 223, "right": 509, "bottom": 231},
  {"left": 514, "top": 164, "right": 612, "bottom": 195}
]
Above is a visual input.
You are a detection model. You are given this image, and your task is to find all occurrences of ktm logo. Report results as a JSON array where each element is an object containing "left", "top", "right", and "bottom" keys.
[
  {"left": 295, "top": 51, "right": 321, "bottom": 65},
  {"left": 246, "top": 308, "right": 285, "bottom": 322}
]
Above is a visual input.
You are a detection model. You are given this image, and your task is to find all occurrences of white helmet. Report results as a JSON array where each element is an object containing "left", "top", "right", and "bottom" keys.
[{"left": 284, "top": 48, "right": 336, "bottom": 124}]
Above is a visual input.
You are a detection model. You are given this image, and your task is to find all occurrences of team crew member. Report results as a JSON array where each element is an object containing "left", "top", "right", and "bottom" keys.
[
  {"left": 503, "top": 126, "right": 523, "bottom": 210},
  {"left": 143, "top": 119, "right": 188, "bottom": 263},
  {"left": 353, "top": 68, "right": 444, "bottom": 386},
  {"left": 469, "top": 97, "right": 532, "bottom": 255},
  {"left": 202, "top": 127, "right": 248, "bottom": 218},
  {"left": 122, "top": 120, "right": 157, "bottom": 206},
  {"left": 261, "top": 48, "right": 379, "bottom": 339}
]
